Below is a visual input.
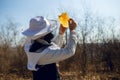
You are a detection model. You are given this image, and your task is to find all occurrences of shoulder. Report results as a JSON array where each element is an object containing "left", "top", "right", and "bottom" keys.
[
  {"left": 48, "top": 42, "right": 60, "bottom": 49},
  {"left": 41, "top": 42, "right": 60, "bottom": 53}
]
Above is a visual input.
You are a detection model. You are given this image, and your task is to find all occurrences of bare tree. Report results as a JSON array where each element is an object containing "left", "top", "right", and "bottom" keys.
[
  {"left": 0, "top": 18, "right": 24, "bottom": 74},
  {"left": 77, "top": 10, "right": 94, "bottom": 75}
]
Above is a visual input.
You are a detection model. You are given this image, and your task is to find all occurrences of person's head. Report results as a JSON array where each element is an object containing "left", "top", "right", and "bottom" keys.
[{"left": 22, "top": 16, "right": 57, "bottom": 43}]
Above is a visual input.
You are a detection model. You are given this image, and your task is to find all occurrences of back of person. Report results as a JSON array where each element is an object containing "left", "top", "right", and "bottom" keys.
[
  {"left": 22, "top": 16, "right": 77, "bottom": 80},
  {"left": 29, "top": 37, "right": 60, "bottom": 80}
]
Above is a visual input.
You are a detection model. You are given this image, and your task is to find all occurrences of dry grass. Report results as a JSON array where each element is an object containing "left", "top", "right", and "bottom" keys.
[
  {"left": 0, "top": 74, "right": 31, "bottom": 80},
  {"left": 0, "top": 42, "right": 120, "bottom": 80},
  {"left": 0, "top": 72, "right": 120, "bottom": 80},
  {"left": 0, "top": 46, "right": 120, "bottom": 80}
]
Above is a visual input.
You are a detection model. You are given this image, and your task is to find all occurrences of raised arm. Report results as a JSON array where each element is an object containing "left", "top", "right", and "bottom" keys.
[
  {"left": 52, "top": 24, "right": 67, "bottom": 47},
  {"left": 37, "top": 18, "right": 78, "bottom": 65}
]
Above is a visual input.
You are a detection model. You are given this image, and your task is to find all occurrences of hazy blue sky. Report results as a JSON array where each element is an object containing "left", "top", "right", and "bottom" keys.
[{"left": 0, "top": 0, "right": 120, "bottom": 31}]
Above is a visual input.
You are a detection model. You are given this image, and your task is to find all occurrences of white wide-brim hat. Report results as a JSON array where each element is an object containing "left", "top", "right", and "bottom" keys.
[{"left": 22, "top": 16, "right": 57, "bottom": 39}]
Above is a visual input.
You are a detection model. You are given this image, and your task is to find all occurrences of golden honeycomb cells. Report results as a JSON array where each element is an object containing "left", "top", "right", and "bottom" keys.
[{"left": 58, "top": 12, "right": 69, "bottom": 28}]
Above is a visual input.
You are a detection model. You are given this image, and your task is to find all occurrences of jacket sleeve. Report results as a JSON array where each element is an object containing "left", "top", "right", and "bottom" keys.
[
  {"left": 51, "top": 34, "right": 64, "bottom": 47},
  {"left": 37, "top": 30, "right": 78, "bottom": 65}
]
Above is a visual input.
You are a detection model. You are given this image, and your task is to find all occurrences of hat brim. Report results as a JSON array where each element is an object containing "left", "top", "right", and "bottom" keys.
[{"left": 22, "top": 20, "right": 57, "bottom": 37}]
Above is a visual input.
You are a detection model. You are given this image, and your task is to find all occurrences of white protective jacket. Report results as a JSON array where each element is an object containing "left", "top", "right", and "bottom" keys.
[{"left": 24, "top": 30, "right": 77, "bottom": 71}]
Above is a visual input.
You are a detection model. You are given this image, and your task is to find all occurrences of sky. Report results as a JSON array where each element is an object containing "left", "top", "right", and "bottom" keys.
[{"left": 0, "top": 0, "right": 120, "bottom": 34}]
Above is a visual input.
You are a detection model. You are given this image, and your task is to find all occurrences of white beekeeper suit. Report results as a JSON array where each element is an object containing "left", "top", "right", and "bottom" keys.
[{"left": 22, "top": 16, "right": 77, "bottom": 71}]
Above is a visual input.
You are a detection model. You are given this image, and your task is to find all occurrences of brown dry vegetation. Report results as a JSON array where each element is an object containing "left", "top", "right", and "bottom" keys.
[
  {"left": 0, "top": 38, "right": 120, "bottom": 80},
  {"left": 0, "top": 15, "right": 120, "bottom": 80}
]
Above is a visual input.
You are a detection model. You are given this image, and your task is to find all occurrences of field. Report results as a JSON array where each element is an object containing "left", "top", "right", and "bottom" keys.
[
  {"left": 0, "top": 43, "right": 120, "bottom": 80},
  {"left": 0, "top": 16, "right": 120, "bottom": 80},
  {"left": 0, "top": 72, "right": 120, "bottom": 80}
]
